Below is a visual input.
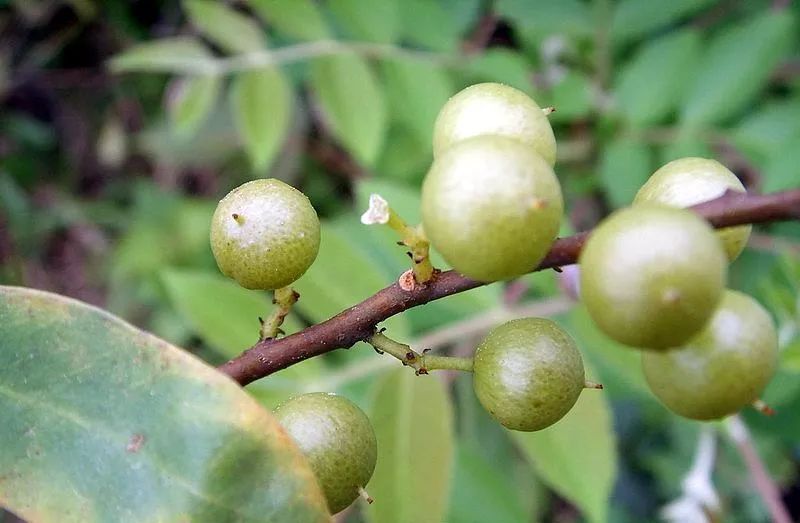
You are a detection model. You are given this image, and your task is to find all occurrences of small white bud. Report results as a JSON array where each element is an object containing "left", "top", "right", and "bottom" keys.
[{"left": 361, "top": 194, "right": 390, "bottom": 225}]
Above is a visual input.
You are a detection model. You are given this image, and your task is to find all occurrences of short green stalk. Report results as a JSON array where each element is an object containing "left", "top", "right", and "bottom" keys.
[
  {"left": 366, "top": 330, "right": 473, "bottom": 374},
  {"left": 361, "top": 194, "right": 434, "bottom": 284},
  {"left": 259, "top": 286, "right": 299, "bottom": 340}
]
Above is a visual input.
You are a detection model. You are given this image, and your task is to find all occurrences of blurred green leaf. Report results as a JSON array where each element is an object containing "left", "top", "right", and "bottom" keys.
[
  {"left": 160, "top": 269, "right": 303, "bottom": 357},
  {"left": 375, "top": 125, "right": 431, "bottom": 185},
  {"left": 544, "top": 71, "right": 593, "bottom": 123},
  {"left": 230, "top": 67, "right": 292, "bottom": 171},
  {"left": 167, "top": 74, "right": 221, "bottom": 138},
  {"left": 681, "top": 11, "right": 795, "bottom": 125},
  {"left": 762, "top": 136, "right": 800, "bottom": 193},
  {"left": 513, "top": 380, "right": 617, "bottom": 523},
  {"left": 248, "top": 0, "right": 330, "bottom": 40},
  {"left": 109, "top": 37, "right": 215, "bottom": 74},
  {"left": 598, "top": 137, "right": 652, "bottom": 208},
  {"left": 657, "top": 128, "right": 714, "bottom": 165},
  {"left": 0, "top": 286, "right": 329, "bottom": 522},
  {"left": 733, "top": 98, "right": 800, "bottom": 163},
  {"left": 466, "top": 49, "right": 534, "bottom": 94},
  {"left": 447, "top": 443, "right": 533, "bottom": 523},
  {"left": 398, "top": 0, "right": 477, "bottom": 51},
  {"left": 381, "top": 57, "right": 453, "bottom": 154},
  {"left": 610, "top": 0, "right": 715, "bottom": 44},
  {"left": 329, "top": 0, "right": 399, "bottom": 43},
  {"left": 614, "top": 30, "right": 700, "bottom": 127},
  {"left": 497, "top": 0, "right": 592, "bottom": 37},
  {"left": 184, "top": 0, "right": 266, "bottom": 54},
  {"left": 366, "top": 369, "right": 454, "bottom": 523},
  {"left": 310, "top": 53, "right": 387, "bottom": 166}
]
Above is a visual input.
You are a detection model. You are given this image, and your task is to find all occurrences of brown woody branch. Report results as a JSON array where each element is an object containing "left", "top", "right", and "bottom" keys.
[{"left": 219, "top": 189, "right": 800, "bottom": 386}]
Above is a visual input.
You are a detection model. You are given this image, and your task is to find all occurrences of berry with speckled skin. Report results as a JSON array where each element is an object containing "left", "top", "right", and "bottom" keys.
[
  {"left": 473, "top": 318, "right": 585, "bottom": 432},
  {"left": 642, "top": 290, "right": 778, "bottom": 420},
  {"left": 210, "top": 179, "right": 320, "bottom": 290},
  {"left": 274, "top": 393, "right": 377, "bottom": 515},
  {"left": 579, "top": 206, "right": 727, "bottom": 350},
  {"left": 421, "top": 135, "right": 563, "bottom": 282},
  {"left": 433, "top": 82, "right": 557, "bottom": 165},
  {"left": 635, "top": 157, "right": 751, "bottom": 261}
]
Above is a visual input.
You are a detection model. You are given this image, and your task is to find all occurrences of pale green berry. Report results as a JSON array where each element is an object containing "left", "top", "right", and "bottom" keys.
[
  {"left": 473, "top": 318, "right": 585, "bottom": 431},
  {"left": 579, "top": 205, "right": 727, "bottom": 350},
  {"left": 421, "top": 135, "right": 563, "bottom": 282},
  {"left": 210, "top": 179, "right": 320, "bottom": 290},
  {"left": 274, "top": 393, "right": 377, "bottom": 514},
  {"left": 433, "top": 82, "right": 557, "bottom": 165},
  {"left": 642, "top": 290, "right": 778, "bottom": 420},
  {"left": 635, "top": 157, "right": 751, "bottom": 260}
]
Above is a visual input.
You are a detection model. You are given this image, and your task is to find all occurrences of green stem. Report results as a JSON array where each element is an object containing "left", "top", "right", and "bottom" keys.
[
  {"left": 259, "top": 286, "right": 299, "bottom": 340},
  {"left": 366, "top": 331, "right": 474, "bottom": 374}
]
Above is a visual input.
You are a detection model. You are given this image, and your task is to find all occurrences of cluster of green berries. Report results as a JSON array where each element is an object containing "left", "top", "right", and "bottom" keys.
[{"left": 207, "top": 82, "right": 778, "bottom": 514}]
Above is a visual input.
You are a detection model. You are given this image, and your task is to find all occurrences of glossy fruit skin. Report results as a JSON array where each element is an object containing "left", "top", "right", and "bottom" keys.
[
  {"left": 432, "top": 82, "right": 557, "bottom": 165},
  {"left": 274, "top": 393, "right": 377, "bottom": 515},
  {"left": 210, "top": 179, "right": 320, "bottom": 290},
  {"left": 642, "top": 290, "right": 778, "bottom": 420},
  {"left": 473, "top": 318, "right": 585, "bottom": 431},
  {"left": 579, "top": 205, "right": 727, "bottom": 350},
  {"left": 421, "top": 135, "right": 563, "bottom": 282},
  {"left": 635, "top": 157, "right": 751, "bottom": 261}
]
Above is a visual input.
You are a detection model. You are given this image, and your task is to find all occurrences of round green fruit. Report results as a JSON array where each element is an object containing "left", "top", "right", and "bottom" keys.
[
  {"left": 579, "top": 206, "right": 727, "bottom": 350},
  {"left": 210, "top": 179, "right": 320, "bottom": 290},
  {"left": 642, "top": 290, "right": 778, "bottom": 420},
  {"left": 635, "top": 157, "right": 751, "bottom": 261},
  {"left": 432, "top": 82, "right": 557, "bottom": 165},
  {"left": 473, "top": 318, "right": 585, "bottom": 432},
  {"left": 274, "top": 393, "right": 377, "bottom": 514},
  {"left": 421, "top": 135, "right": 563, "bottom": 282}
]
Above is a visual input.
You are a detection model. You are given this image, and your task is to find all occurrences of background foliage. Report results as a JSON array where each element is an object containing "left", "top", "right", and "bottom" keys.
[{"left": 1, "top": 1, "right": 799, "bottom": 522}]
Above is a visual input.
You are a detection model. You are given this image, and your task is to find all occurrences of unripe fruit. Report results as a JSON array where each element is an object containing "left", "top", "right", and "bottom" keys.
[
  {"left": 642, "top": 290, "right": 778, "bottom": 420},
  {"left": 274, "top": 393, "right": 377, "bottom": 514},
  {"left": 579, "top": 206, "right": 727, "bottom": 350},
  {"left": 432, "top": 82, "right": 557, "bottom": 165},
  {"left": 210, "top": 179, "right": 320, "bottom": 290},
  {"left": 421, "top": 135, "right": 563, "bottom": 282},
  {"left": 635, "top": 157, "right": 751, "bottom": 260},
  {"left": 473, "top": 318, "right": 585, "bottom": 431}
]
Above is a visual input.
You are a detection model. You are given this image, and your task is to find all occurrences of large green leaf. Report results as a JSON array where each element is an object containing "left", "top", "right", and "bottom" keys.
[
  {"left": 732, "top": 98, "right": 800, "bottom": 162},
  {"left": 366, "top": 369, "right": 454, "bottom": 523},
  {"left": 513, "top": 378, "right": 617, "bottom": 523},
  {"left": 598, "top": 137, "right": 652, "bottom": 209},
  {"left": 610, "top": 0, "right": 715, "bottom": 44},
  {"left": 380, "top": 57, "right": 453, "bottom": 153},
  {"left": 328, "top": 0, "right": 399, "bottom": 43},
  {"left": 398, "top": 0, "right": 478, "bottom": 51},
  {"left": 184, "top": 0, "right": 267, "bottom": 54},
  {"left": 248, "top": 0, "right": 330, "bottom": 40},
  {"left": 109, "top": 37, "right": 216, "bottom": 74},
  {"left": 167, "top": 74, "right": 222, "bottom": 138},
  {"left": 0, "top": 286, "right": 329, "bottom": 522},
  {"left": 465, "top": 49, "right": 534, "bottom": 94},
  {"left": 496, "top": 0, "right": 592, "bottom": 37},
  {"left": 230, "top": 67, "right": 293, "bottom": 171},
  {"left": 680, "top": 11, "right": 795, "bottom": 125},
  {"left": 310, "top": 54, "right": 387, "bottom": 167},
  {"left": 614, "top": 29, "right": 700, "bottom": 127}
]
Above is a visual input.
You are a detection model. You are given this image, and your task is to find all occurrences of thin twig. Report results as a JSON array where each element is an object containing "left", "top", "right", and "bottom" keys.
[
  {"left": 219, "top": 189, "right": 800, "bottom": 385},
  {"left": 725, "top": 415, "right": 792, "bottom": 523}
]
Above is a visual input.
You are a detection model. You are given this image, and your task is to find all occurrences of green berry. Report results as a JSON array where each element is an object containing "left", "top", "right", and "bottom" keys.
[
  {"left": 421, "top": 135, "right": 563, "bottom": 282},
  {"left": 642, "top": 290, "right": 778, "bottom": 420},
  {"left": 210, "top": 179, "right": 320, "bottom": 290},
  {"left": 432, "top": 82, "right": 557, "bottom": 165},
  {"left": 579, "top": 206, "right": 727, "bottom": 350},
  {"left": 473, "top": 318, "right": 585, "bottom": 432},
  {"left": 274, "top": 393, "right": 377, "bottom": 514},
  {"left": 634, "top": 157, "right": 751, "bottom": 261}
]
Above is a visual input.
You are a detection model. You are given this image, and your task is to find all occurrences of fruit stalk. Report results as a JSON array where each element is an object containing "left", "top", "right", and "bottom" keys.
[
  {"left": 220, "top": 188, "right": 800, "bottom": 386},
  {"left": 259, "top": 286, "right": 299, "bottom": 340},
  {"left": 367, "top": 331, "right": 473, "bottom": 374}
]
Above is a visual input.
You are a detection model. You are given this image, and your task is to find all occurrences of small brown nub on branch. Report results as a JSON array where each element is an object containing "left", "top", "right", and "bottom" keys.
[
  {"left": 584, "top": 380, "right": 604, "bottom": 389},
  {"left": 752, "top": 399, "right": 775, "bottom": 416},
  {"left": 398, "top": 269, "right": 416, "bottom": 291}
]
